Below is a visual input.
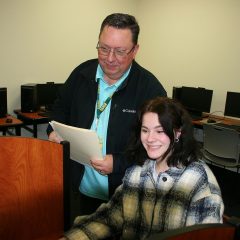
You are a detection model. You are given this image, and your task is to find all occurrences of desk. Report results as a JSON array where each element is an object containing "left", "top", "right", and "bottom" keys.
[
  {"left": 14, "top": 110, "right": 49, "bottom": 138},
  {"left": 193, "top": 114, "right": 240, "bottom": 128},
  {"left": 0, "top": 115, "right": 23, "bottom": 136}
]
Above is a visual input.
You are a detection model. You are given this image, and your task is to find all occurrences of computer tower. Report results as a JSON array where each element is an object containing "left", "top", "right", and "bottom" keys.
[
  {"left": 37, "top": 83, "right": 63, "bottom": 111},
  {"left": 21, "top": 84, "right": 38, "bottom": 112},
  {"left": 172, "top": 86, "right": 182, "bottom": 100},
  {"left": 0, "top": 87, "right": 7, "bottom": 118}
]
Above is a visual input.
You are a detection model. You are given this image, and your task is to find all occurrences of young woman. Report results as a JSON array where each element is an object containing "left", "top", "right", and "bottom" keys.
[{"left": 62, "top": 97, "right": 223, "bottom": 240}]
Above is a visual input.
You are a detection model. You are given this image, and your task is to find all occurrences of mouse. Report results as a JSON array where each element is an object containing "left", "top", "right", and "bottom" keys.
[
  {"left": 207, "top": 119, "right": 216, "bottom": 123},
  {"left": 5, "top": 118, "right": 13, "bottom": 123}
]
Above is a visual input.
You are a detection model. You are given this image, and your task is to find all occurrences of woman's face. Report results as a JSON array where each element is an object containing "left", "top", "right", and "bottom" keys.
[{"left": 140, "top": 112, "right": 171, "bottom": 162}]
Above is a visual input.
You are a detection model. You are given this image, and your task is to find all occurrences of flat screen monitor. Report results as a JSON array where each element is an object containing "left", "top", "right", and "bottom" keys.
[
  {"left": 174, "top": 86, "right": 213, "bottom": 120},
  {"left": 37, "top": 83, "right": 63, "bottom": 111},
  {"left": 224, "top": 91, "right": 240, "bottom": 118},
  {"left": 0, "top": 87, "right": 7, "bottom": 118}
]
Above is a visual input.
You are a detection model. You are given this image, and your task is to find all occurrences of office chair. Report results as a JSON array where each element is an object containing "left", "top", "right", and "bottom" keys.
[
  {"left": 202, "top": 123, "right": 240, "bottom": 169},
  {"left": 0, "top": 136, "right": 70, "bottom": 240}
]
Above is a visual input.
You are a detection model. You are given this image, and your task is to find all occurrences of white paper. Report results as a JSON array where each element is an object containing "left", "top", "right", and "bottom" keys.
[{"left": 50, "top": 121, "right": 103, "bottom": 167}]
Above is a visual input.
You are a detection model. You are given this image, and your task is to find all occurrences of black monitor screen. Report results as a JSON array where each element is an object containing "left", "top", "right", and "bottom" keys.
[
  {"left": 37, "top": 83, "right": 63, "bottom": 111},
  {"left": 175, "top": 86, "right": 213, "bottom": 119},
  {"left": 224, "top": 91, "right": 240, "bottom": 118}
]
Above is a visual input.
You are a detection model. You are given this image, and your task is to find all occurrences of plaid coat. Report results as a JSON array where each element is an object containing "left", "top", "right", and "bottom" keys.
[{"left": 65, "top": 160, "right": 224, "bottom": 240}]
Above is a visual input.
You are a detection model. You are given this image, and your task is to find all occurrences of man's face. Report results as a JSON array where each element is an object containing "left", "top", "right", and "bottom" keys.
[{"left": 98, "top": 26, "right": 139, "bottom": 83}]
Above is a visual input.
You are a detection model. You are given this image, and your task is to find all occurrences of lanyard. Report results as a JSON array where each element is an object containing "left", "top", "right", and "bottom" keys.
[
  {"left": 96, "top": 86, "right": 113, "bottom": 120},
  {"left": 95, "top": 79, "right": 117, "bottom": 127}
]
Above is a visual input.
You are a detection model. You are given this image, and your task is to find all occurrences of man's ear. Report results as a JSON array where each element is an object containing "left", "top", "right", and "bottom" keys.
[{"left": 132, "top": 44, "right": 139, "bottom": 58}]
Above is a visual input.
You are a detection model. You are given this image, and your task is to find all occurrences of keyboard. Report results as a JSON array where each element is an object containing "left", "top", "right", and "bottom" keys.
[{"left": 214, "top": 122, "right": 240, "bottom": 132}]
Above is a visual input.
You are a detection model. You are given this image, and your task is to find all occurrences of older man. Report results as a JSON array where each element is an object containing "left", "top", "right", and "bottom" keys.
[{"left": 47, "top": 13, "right": 167, "bottom": 217}]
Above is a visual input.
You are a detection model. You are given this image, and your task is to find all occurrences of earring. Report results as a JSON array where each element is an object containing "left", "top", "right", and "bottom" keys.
[{"left": 175, "top": 138, "right": 179, "bottom": 143}]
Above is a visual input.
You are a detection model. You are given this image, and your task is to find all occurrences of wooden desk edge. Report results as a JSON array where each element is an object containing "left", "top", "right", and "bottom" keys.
[
  {"left": 14, "top": 109, "right": 48, "bottom": 120},
  {"left": 194, "top": 113, "right": 240, "bottom": 126},
  {"left": 0, "top": 115, "right": 23, "bottom": 126}
]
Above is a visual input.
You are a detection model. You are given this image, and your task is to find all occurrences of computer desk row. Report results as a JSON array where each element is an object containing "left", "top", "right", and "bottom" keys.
[{"left": 2, "top": 110, "right": 240, "bottom": 138}]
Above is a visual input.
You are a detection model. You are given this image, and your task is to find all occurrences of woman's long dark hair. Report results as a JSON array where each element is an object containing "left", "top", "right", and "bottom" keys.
[{"left": 126, "top": 97, "right": 201, "bottom": 167}]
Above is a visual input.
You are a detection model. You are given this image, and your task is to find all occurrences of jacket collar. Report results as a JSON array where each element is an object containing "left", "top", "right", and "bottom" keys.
[
  {"left": 80, "top": 59, "right": 139, "bottom": 91},
  {"left": 140, "top": 159, "right": 187, "bottom": 178}
]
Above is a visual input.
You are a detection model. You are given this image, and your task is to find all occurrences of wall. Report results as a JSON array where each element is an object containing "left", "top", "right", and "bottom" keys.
[
  {"left": 1, "top": 0, "right": 239, "bottom": 118},
  {"left": 0, "top": 0, "right": 137, "bottom": 113},
  {"left": 137, "top": 0, "right": 240, "bottom": 114}
]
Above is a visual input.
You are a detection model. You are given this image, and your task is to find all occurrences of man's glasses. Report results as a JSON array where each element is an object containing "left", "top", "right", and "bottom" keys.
[{"left": 96, "top": 43, "right": 135, "bottom": 58}]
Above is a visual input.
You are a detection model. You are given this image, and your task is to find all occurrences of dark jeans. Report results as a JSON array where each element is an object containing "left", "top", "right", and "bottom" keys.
[
  {"left": 70, "top": 190, "right": 107, "bottom": 222},
  {"left": 78, "top": 191, "right": 108, "bottom": 215},
  {"left": 70, "top": 191, "right": 119, "bottom": 239}
]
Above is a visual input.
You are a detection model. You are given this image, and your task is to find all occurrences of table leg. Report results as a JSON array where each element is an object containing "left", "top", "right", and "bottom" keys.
[
  {"left": 33, "top": 123, "right": 38, "bottom": 138},
  {"left": 15, "top": 126, "right": 21, "bottom": 136}
]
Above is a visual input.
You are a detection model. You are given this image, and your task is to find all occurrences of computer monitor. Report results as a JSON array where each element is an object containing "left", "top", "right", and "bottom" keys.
[
  {"left": 224, "top": 91, "right": 240, "bottom": 118},
  {"left": 173, "top": 86, "right": 213, "bottom": 120},
  {"left": 0, "top": 87, "right": 7, "bottom": 118},
  {"left": 37, "top": 83, "right": 63, "bottom": 111}
]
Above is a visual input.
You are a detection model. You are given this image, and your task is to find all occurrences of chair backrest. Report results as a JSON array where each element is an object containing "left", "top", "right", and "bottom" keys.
[
  {"left": 203, "top": 124, "right": 240, "bottom": 166},
  {"left": 147, "top": 223, "right": 237, "bottom": 240},
  {"left": 0, "top": 136, "right": 70, "bottom": 240}
]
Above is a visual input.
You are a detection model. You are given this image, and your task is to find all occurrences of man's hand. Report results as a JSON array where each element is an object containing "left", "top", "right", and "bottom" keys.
[
  {"left": 48, "top": 131, "right": 63, "bottom": 143},
  {"left": 91, "top": 154, "right": 113, "bottom": 175}
]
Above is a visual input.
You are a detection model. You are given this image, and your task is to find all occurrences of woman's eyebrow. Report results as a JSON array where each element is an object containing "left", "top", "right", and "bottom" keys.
[{"left": 141, "top": 125, "right": 163, "bottom": 129}]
